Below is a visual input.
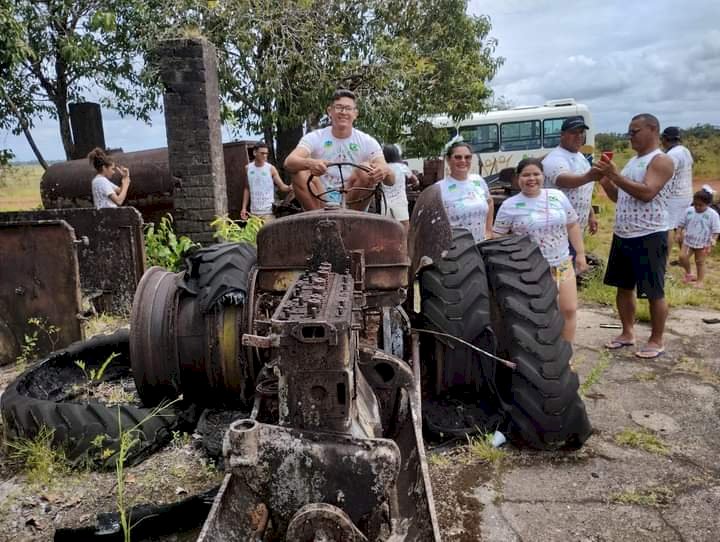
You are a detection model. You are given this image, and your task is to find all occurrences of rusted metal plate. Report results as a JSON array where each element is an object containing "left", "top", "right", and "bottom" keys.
[
  {"left": 0, "top": 208, "right": 146, "bottom": 315},
  {"left": 0, "top": 221, "right": 83, "bottom": 366},
  {"left": 256, "top": 210, "right": 409, "bottom": 292}
]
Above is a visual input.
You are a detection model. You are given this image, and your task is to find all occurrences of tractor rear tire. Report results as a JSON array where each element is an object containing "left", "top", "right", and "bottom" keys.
[
  {"left": 1, "top": 329, "right": 196, "bottom": 467},
  {"left": 420, "top": 229, "right": 496, "bottom": 436},
  {"left": 479, "top": 235, "right": 592, "bottom": 449}
]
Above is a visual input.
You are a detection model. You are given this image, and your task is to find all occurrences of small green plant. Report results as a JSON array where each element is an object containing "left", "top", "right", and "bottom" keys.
[
  {"left": 211, "top": 215, "right": 264, "bottom": 245},
  {"left": 614, "top": 428, "right": 669, "bottom": 455},
  {"left": 170, "top": 430, "right": 192, "bottom": 449},
  {"left": 113, "top": 399, "right": 181, "bottom": 542},
  {"left": 580, "top": 350, "right": 611, "bottom": 397},
  {"left": 144, "top": 214, "right": 198, "bottom": 271},
  {"left": 610, "top": 486, "right": 673, "bottom": 506},
  {"left": 467, "top": 432, "right": 506, "bottom": 465},
  {"left": 7, "top": 426, "right": 68, "bottom": 486},
  {"left": 634, "top": 370, "right": 657, "bottom": 382},
  {"left": 427, "top": 451, "right": 451, "bottom": 467},
  {"left": 15, "top": 317, "right": 61, "bottom": 369},
  {"left": 74, "top": 352, "right": 120, "bottom": 401}
]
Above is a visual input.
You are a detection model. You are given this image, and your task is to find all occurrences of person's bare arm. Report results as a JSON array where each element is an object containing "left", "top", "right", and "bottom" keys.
[
  {"left": 597, "top": 154, "right": 674, "bottom": 202},
  {"left": 597, "top": 174, "right": 618, "bottom": 202},
  {"left": 567, "top": 221, "right": 588, "bottom": 273},
  {"left": 110, "top": 167, "right": 130, "bottom": 205},
  {"left": 369, "top": 155, "right": 394, "bottom": 186},
  {"left": 587, "top": 206, "right": 598, "bottom": 235},
  {"left": 555, "top": 169, "right": 597, "bottom": 189},
  {"left": 485, "top": 197, "right": 494, "bottom": 239},
  {"left": 284, "top": 146, "right": 328, "bottom": 176},
  {"left": 270, "top": 165, "right": 291, "bottom": 192},
  {"left": 241, "top": 185, "right": 250, "bottom": 220}
]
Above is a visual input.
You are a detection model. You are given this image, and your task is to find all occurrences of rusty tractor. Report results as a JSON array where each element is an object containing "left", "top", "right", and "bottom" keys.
[{"left": 130, "top": 164, "right": 440, "bottom": 540}]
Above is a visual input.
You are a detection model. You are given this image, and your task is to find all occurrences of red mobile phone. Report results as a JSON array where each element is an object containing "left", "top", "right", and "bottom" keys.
[{"left": 601, "top": 150, "right": 614, "bottom": 162}]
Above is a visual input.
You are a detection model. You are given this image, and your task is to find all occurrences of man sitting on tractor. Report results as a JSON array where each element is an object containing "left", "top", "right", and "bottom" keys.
[{"left": 284, "top": 89, "right": 394, "bottom": 211}]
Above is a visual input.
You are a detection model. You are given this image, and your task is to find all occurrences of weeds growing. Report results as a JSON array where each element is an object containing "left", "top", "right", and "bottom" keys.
[
  {"left": 580, "top": 350, "right": 611, "bottom": 397},
  {"left": 614, "top": 428, "right": 669, "bottom": 455},
  {"left": 6, "top": 426, "right": 68, "bottom": 486},
  {"left": 211, "top": 214, "right": 264, "bottom": 245},
  {"left": 466, "top": 433, "right": 506, "bottom": 465}
]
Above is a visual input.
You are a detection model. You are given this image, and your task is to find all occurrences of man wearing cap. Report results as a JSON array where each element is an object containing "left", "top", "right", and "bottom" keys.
[
  {"left": 594, "top": 113, "right": 674, "bottom": 359},
  {"left": 542, "top": 116, "right": 599, "bottom": 248},
  {"left": 661, "top": 126, "right": 694, "bottom": 254}
]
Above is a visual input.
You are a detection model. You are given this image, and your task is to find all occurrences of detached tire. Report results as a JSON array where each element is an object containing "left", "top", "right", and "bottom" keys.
[
  {"left": 479, "top": 235, "right": 592, "bottom": 449},
  {"left": 0, "top": 329, "right": 194, "bottom": 467}
]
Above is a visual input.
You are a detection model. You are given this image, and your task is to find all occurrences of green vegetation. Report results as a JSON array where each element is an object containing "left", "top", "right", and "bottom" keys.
[
  {"left": 580, "top": 350, "right": 611, "bottom": 397},
  {"left": 614, "top": 428, "right": 669, "bottom": 455},
  {"left": 427, "top": 451, "right": 451, "bottom": 467},
  {"left": 0, "top": 164, "right": 44, "bottom": 211},
  {"left": 610, "top": 486, "right": 674, "bottom": 506},
  {"left": 6, "top": 426, "right": 68, "bottom": 486},
  {"left": 144, "top": 214, "right": 198, "bottom": 271},
  {"left": 466, "top": 432, "right": 506, "bottom": 465},
  {"left": 15, "top": 317, "right": 60, "bottom": 370},
  {"left": 211, "top": 214, "right": 264, "bottom": 246}
]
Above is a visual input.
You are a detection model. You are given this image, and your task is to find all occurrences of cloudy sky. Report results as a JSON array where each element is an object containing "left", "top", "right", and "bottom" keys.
[{"left": 2, "top": 0, "right": 719, "bottom": 162}]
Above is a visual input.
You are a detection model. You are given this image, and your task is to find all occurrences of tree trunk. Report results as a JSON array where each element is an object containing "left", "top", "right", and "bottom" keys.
[
  {"left": 55, "top": 98, "right": 74, "bottom": 161},
  {"left": 0, "top": 87, "right": 48, "bottom": 169},
  {"left": 275, "top": 123, "right": 304, "bottom": 181}
]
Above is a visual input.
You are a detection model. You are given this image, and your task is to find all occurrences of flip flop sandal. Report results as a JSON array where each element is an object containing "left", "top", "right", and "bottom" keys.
[
  {"left": 635, "top": 346, "right": 665, "bottom": 359},
  {"left": 605, "top": 339, "right": 635, "bottom": 349}
]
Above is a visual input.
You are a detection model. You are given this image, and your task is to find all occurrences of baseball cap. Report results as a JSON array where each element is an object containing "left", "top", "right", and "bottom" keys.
[
  {"left": 661, "top": 126, "right": 681, "bottom": 140},
  {"left": 561, "top": 117, "right": 589, "bottom": 131}
]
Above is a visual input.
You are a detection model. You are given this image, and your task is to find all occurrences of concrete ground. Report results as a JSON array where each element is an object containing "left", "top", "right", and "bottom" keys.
[{"left": 431, "top": 305, "right": 720, "bottom": 541}]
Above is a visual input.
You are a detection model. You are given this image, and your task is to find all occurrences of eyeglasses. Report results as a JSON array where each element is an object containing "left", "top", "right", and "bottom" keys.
[
  {"left": 451, "top": 155, "right": 473, "bottom": 161},
  {"left": 332, "top": 104, "right": 357, "bottom": 113}
]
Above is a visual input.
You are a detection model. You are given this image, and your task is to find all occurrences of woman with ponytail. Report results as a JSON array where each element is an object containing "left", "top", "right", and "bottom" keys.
[{"left": 88, "top": 147, "right": 130, "bottom": 208}]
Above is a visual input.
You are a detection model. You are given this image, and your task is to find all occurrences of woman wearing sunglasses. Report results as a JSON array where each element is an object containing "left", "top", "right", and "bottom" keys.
[{"left": 436, "top": 141, "right": 494, "bottom": 242}]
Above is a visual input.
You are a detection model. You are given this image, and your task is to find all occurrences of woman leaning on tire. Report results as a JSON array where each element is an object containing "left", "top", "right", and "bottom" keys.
[{"left": 492, "top": 157, "right": 588, "bottom": 343}]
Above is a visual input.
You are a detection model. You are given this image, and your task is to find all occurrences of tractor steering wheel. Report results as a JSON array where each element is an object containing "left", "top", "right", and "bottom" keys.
[{"left": 307, "top": 162, "right": 384, "bottom": 209}]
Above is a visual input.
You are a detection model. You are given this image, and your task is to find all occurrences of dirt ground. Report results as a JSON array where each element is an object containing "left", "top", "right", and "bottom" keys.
[{"left": 1, "top": 304, "right": 719, "bottom": 541}]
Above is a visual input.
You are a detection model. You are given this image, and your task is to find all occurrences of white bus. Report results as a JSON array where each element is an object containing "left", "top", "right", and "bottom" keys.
[{"left": 406, "top": 98, "right": 595, "bottom": 184}]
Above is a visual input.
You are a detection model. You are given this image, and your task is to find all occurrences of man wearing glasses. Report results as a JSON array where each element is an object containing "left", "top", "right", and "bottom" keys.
[
  {"left": 285, "top": 89, "right": 394, "bottom": 210},
  {"left": 594, "top": 114, "right": 674, "bottom": 359},
  {"left": 241, "top": 142, "right": 291, "bottom": 221}
]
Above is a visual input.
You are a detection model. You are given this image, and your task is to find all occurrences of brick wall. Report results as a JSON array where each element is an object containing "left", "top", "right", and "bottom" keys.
[{"left": 156, "top": 37, "right": 227, "bottom": 245}]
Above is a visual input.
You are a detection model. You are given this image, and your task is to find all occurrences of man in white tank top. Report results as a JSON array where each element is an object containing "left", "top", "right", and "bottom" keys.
[
  {"left": 241, "top": 142, "right": 291, "bottom": 221},
  {"left": 593, "top": 114, "right": 674, "bottom": 359},
  {"left": 661, "top": 126, "right": 694, "bottom": 254}
]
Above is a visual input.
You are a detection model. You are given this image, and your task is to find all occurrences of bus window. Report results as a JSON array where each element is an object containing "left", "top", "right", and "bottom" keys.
[
  {"left": 543, "top": 118, "right": 568, "bottom": 148},
  {"left": 500, "top": 120, "right": 541, "bottom": 151},
  {"left": 458, "top": 124, "right": 499, "bottom": 153}
]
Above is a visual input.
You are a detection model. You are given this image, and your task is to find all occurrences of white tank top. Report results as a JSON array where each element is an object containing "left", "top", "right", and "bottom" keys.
[
  {"left": 614, "top": 148, "right": 668, "bottom": 238},
  {"left": 666, "top": 145, "right": 693, "bottom": 200},
  {"left": 246, "top": 162, "right": 275, "bottom": 214}
]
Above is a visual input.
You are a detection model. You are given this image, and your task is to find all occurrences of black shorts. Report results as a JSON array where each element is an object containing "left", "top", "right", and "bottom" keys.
[{"left": 603, "top": 231, "right": 668, "bottom": 300}]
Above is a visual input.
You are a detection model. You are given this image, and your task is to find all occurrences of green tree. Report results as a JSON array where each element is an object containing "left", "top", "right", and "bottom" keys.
[
  {"left": 1, "top": 0, "right": 164, "bottom": 162},
  {"left": 191, "top": 0, "right": 502, "bottom": 163}
]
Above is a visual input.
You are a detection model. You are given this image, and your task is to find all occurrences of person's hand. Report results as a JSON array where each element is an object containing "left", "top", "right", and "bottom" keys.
[
  {"left": 121, "top": 175, "right": 130, "bottom": 187},
  {"left": 240, "top": 209, "right": 248, "bottom": 220},
  {"left": 367, "top": 164, "right": 386, "bottom": 183},
  {"left": 575, "top": 254, "right": 589, "bottom": 274},
  {"left": 588, "top": 215, "right": 599, "bottom": 235},
  {"left": 117, "top": 165, "right": 130, "bottom": 178},
  {"left": 307, "top": 159, "right": 328, "bottom": 176},
  {"left": 593, "top": 156, "right": 617, "bottom": 178}
]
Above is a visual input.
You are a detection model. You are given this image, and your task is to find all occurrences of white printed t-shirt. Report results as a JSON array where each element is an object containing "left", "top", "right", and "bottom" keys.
[
  {"left": 381, "top": 162, "right": 411, "bottom": 220},
  {"left": 678, "top": 206, "right": 720, "bottom": 249},
  {"left": 614, "top": 149, "right": 669, "bottom": 238},
  {"left": 437, "top": 175, "right": 491, "bottom": 242},
  {"left": 298, "top": 126, "right": 383, "bottom": 204},
  {"left": 493, "top": 188, "right": 578, "bottom": 266},
  {"left": 246, "top": 162, "right": 275, "bottom": 215},
  {"left": 542, "top": 146, "right": 594, "bottom": 229},
  {"left": 92, "top": 175, "right": 118, "bottom": 209},
  {"left": 666, "top": 145, "right": 694, "bottom": 200}
]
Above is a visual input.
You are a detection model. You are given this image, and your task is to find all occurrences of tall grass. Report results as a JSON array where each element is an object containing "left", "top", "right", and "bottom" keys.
[{"left": 0, "top": 164, "right": 44, "bottom": 211}]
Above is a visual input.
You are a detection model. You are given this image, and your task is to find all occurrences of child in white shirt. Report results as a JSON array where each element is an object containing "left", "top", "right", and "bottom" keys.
[{"left": 678, "top": 189, "right": 720, "bottom": 288}]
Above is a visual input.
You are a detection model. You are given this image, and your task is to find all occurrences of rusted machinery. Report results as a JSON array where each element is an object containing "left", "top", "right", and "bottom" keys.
[
  {"left": 130, "top": 208, "right": 440, "bottom": 540},
  {"left": 40, "top": 141, "right": 257, "bottom": 223}
]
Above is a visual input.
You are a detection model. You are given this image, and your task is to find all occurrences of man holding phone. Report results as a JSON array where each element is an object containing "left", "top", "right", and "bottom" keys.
[
  {"left": 594, "top": 113, "right": 674, "bottom": 359},
  {"left": 542, "top": 117, "right": 600, "bottom": 254}
]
